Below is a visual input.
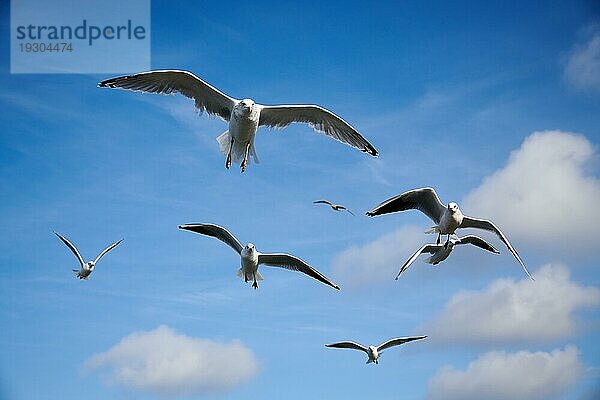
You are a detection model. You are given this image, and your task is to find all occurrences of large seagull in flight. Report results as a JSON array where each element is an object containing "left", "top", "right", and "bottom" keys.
[{"left": 98, "top": 70, "right": 378, "bottom": 172}]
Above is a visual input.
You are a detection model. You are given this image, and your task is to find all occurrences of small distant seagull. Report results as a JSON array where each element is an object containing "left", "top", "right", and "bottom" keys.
[
  {"left": 53, "top": 231, "right": 123, "bottom": 280},
  {"left": 366, "top": 187, "right": 533, "bottom": 280},
  {"left": 178, "top": 223, "right": 340, "bottom": 290},
  {"left": 98, "top": 70, "right": 378, "bottom": 172},
  {"left": 325, "top": 336, "right": 427, "bottom": 364},
  {"left": 396, "top": 235, "right": 499, "bottom": 279},
  {"left": 313, "top": 200, "right": 355, "bottom": 216}
]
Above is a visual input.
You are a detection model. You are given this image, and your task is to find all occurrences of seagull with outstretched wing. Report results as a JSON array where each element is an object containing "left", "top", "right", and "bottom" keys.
[
  {"left": 313, "top": 200, "right": 355, "bottom": 216},
  {"left": 178, "top": 223, "right": 340, "bottom": 290},
  {"left": 325, "top": 336, "right": 427, "bottom": 364},
  {"left": 99, "top": 70, "right": 378, "bottom": 172},
  {"left": 396, "top": 235, "right": 499, "bottom": 279},
  {"left": 366, "top": 187, "right": 533, "bottom": 280},
  {"left": 54, "top": 231, "right": 122, "bottom": 279}
]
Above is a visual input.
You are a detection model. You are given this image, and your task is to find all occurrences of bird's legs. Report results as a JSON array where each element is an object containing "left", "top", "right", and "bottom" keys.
[
  {"left": 251, "top": 272, "right": 259, "bottom": 289},
  {"left": 240, "top": 142, "right": 251, "bottom": 172},
  {"left": 225, "top": 137, "right": 234, "bottom": 169},
  {"left": 444, "top": 234, "right": 450, "bottom": 248},
  {"left": 436, "top": 233, "right": 441, "bottom": 245}
]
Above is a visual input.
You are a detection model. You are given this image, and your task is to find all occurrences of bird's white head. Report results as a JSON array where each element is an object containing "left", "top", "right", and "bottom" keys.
[
  {"left": 235, "top": 99, "right": 255, "bottom": 116},
  {"left": 245, "top": 243, "right": 256, "bottom": 252},
  {"left": 86, "top": 261, "right": 95, "bottom": 270},
  {"left": 447, "top": 202, "right": 460, "bottom": 214}
]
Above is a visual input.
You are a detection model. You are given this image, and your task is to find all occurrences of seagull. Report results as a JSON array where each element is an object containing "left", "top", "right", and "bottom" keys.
[
  {"left": 178, "top": 223, "right": 340, "bottom": 290},
  {"left": 98, "top": 70, "right": 378, "bottom": 172},
  {"left": 325, "top": 336, "right": 427, "bottom": 364},
  {"left": 366, "top": 187, "right": 533, "bottom": 280},
  {"left": 313, "top": 200, "right": 355, "bottom": 216},
  {"left": 396, "top": 235, "right": 499, "bottom": 279},
  {"left": 53, "top": 231, "right": 123, "bottom": 280}
]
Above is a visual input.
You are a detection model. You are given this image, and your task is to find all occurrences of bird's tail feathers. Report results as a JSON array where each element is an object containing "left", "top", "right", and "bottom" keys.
[
  {"left": 217, "top": 130, "right": 232, "bottom": 157},
  {"left": 216, "top": 131, "right": 259, "bottom": 164},
  {"left": 424, "top": 256, "right": 436, "bottom": 264},
  {"left": 236, "top": 269, "right": 263, "bottom": 281},
  {"left": 425, "top": 226, "right": 439, "bottom": 234}
]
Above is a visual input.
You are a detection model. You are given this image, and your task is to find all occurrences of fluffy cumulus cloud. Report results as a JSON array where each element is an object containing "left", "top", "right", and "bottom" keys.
[
  {"left": 564, "top": 30, "right": 600, "bottom": 91},
  {"left": 424, "top": 264, "right": 600, "bottom": 344},
  {"left": 426, "top": 346, "right": 583, "bottom": 400},
  {"left": 85, "top": 325, "right": 258, "bottom": 396},
  {"left": 330, "top": 225, "right": 426, "bottom": 287},
  {"left": 463, "top": 131, "right": 600, "bottom": 252}
]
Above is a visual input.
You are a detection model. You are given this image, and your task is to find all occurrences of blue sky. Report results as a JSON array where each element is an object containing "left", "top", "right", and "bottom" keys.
[{"left": 1, "top": 1, "right": 600, "bottom": 399}]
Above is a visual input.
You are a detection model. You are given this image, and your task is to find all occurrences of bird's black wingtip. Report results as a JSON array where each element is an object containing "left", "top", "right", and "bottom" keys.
[
  {"left": 333, "top": 285, "right": 341, "bottom": 290},
  {"left": 364, "top": 147, "right": 379, "bottom": 157},
  {"left": 98, "top": 78, "right": 120, "bottom": 88},
  {"left": 366, "top": 211, "right": 376, "bottom": 217}
]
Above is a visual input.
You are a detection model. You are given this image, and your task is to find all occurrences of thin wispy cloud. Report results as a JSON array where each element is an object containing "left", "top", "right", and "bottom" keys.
[
  {"left": 426, "top": 346, "right": 583, "bottom": 400},
  {"left": 564, "top": 27, "right": 600, "bottom": 91},
  {"left": 85, "top": 325, "right": 258, "bottom": 396},
  {"left": 423, "top": 264, "right": 600, "bottom": 344}
]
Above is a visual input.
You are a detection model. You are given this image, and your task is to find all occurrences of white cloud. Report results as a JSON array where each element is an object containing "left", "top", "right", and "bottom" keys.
[
  {"left": 424, "top": 264, "right": 600, "bottom": 344},
  {"left": 330, "top": 225, "right": 426, "bottom": 287},
  {"left": 564, "top": 30, "right": 600, "bottom": 91},
  {"left": 463, "top": 130, "right": 600, "bottom": 252},
  {"left": 426, "top": 346, "right": 583, "bottom": 400},
  {"left": 85, "top": 325, "right": 258, "bottom": 396}
]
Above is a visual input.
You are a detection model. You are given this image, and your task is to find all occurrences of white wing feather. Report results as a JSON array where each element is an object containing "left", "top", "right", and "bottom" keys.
[
  {"left": 258, "top": 104, "right": 378, "bottom": 156},
  {"left": 99, "top": 70, "right": 237, "bottom": 121}
]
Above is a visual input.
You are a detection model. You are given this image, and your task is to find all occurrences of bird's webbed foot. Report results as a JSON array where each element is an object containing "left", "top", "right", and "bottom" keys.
[{"left": 252, "top": 280, "right": 258, "bottom": 289}]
